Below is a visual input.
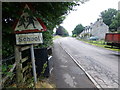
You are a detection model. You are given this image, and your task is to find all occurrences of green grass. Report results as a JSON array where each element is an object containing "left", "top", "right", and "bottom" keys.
[
  {"left": 78, "top": 39, "right": 120, "bottom": 52},
  {"left": 53, "top": 35, "right": 62, "bottom": 40}
]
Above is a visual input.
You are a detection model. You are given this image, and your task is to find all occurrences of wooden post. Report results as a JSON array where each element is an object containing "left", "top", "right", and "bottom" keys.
[{"left": 15, "top": 45, "right": 23, "bottom": 87}]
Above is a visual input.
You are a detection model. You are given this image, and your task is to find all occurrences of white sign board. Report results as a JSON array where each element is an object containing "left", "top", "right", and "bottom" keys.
[{"left": 16, "top": 33, "right": 43, "bottom": 45}]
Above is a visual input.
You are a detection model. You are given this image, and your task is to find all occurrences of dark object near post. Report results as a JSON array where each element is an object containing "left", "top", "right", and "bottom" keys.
[
  {"left": 34, "top": 48, "right": 49, "bottom": 77},
  {"left": 47, "top": 47, "right": 52, "bottom": 55}
]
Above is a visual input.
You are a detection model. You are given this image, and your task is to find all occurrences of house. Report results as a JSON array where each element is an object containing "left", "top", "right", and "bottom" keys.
[{"left": 79, "top": 18, "right": 109, "bottom": 40}]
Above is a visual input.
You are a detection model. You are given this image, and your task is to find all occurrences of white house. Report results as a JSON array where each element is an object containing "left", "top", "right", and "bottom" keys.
[{"left": 79, "top": 18, "right": 109, "bottom": 40}]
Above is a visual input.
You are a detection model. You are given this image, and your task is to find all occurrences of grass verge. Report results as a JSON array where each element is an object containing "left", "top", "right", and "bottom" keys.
[
  {"left": 78, "top": 39, "right": 120, "bottom": 52},
  {"left": 53, "top": 35, "right": 62, "bottom": 40}
]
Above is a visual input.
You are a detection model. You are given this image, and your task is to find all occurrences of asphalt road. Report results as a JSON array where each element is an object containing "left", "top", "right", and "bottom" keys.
[
  {"left": 55, "top": 37, "right": 119, "bottom": 88},
  {"left": 49, "top": 37, "right": 97, "bottom": 88}
]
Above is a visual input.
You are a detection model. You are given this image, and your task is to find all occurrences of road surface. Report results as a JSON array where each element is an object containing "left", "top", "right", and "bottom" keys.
[
  {"left": 49, "top": 37, "right": 97, "bottom": 88},
  {"left": 50, "top": 37, "right": 119, "bottom": 88},
  {"left": 61, "top": 37, "right": 119, "bottom": 88}
]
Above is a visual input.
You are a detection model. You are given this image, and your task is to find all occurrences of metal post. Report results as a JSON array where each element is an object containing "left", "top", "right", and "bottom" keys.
[{"left": 30, "top": 44, "right": 37, "bottom": 84}]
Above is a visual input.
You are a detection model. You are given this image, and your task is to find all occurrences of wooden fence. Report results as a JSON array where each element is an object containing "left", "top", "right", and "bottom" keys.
[
  {"left": 2, "top": 45, "right": 52, "bottom": 88},
  {"left": 15, "top": 45, "right": 32, "bottom": 87},
  {"left": 2, "top": 45, "right": 32, "bottom": 87}
]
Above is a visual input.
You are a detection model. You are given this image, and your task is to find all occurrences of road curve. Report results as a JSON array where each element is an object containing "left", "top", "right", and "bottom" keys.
[
  {"left": 49, "top": 37, "right": 97, "bottom": 88},
  {"left": 58, "top": 37, "right": 119, "bottom": 88}
]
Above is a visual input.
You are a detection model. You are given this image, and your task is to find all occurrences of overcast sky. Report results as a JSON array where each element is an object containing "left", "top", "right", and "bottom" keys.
[{"left": 60, "top": 0, "right": 119, "bottom": 35}]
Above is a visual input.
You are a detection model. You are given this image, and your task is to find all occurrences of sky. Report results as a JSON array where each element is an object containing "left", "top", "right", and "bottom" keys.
[{"left": 60, "top": 0, "right": 119, "bottom": 35}]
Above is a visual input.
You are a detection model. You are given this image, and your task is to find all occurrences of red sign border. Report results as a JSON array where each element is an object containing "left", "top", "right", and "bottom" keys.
[{"left": 13, "top": 4, "right": 47, "bottom": 34}]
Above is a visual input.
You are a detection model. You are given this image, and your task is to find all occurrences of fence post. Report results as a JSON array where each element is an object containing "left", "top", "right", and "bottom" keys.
[{"left": 15, "top": 45, "right": 23, "bottom": 87}]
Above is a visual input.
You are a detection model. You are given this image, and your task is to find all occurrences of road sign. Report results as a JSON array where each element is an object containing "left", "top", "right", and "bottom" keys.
[
  {"left": 16, "top": 33, "right": 43, "bottom": 45},
  {"left": 14, "top": 4, "right": 46, "bottom": 84},
  {"left": 14, "top": 4, "right": 47, "bottom": 34}
]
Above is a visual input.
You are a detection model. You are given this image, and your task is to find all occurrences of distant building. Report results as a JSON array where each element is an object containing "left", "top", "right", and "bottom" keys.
[
  {"left": 79, "top": 26, "right": 91, "bottom": 38},
  {"left": 79, "top": 18, "right": 109, "bottom": 40}
]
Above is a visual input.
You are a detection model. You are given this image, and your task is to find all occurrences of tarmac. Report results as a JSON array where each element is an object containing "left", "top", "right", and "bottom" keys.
[{"left": 48, "top": 40, "right": 98, "bottom": 89}]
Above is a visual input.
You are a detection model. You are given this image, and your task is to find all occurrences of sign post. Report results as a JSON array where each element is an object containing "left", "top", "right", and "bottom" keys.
[
  {"left": 14, "top": 4, "right": 47, "bottom": 85},
  {"left": 30, "top": 44, "right": 37, "bottom": 84}
]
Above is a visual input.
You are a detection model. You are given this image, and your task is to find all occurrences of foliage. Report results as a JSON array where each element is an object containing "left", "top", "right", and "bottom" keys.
[
  {"left": 83, "top": 33, "right": 89, "bottom": 37},
  {"left": 55, "top": 26, "right": 63, "bottom": 36},
  {"left": 2, "top": 64, "right": 14, "bottom": 78},
  {"left": 53, "top": 35, "right": 62, "bottom": 40},
  {"left": 36, "top": 30, "right": 54, "bottom": 48},
  {"left": 55, "top": 26, "right": 69, "bottom": 36},
  {"left": 100, "top": 8, "right": 118, "bottom": 31},
  {"left": 79, "top": 39, "right": 120, "bottom": 52},
  {"left": 2, "top": 1, "right": 90, "bottom": 87},
  {"left": 2, "top": 34, "right": 15, "bottom": 58},
  {"left": 41, "top": 61, "right": 48, "bottom": 76},
  {"left": 72, "top": 24, "right": 84, "bottom": 36},
  {"left": 63, "top": 28, "right": 69, "bottom": 36},
  {"left": 110, "top": 12, "right": 120, "bottom": 32},
  {"left": 2, "top": 2, "right": 84, "bottom": 58},
  {"left": 72, "top": 34, "right": 77, "bottom": 37}
]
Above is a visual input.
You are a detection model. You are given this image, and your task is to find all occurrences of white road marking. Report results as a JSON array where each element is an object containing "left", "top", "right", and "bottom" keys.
[
  {"left": 58, "top": 41, "right": 103, "bottom": 90},
  {"left": 48, "top": 56, "right": 52, "bottom": 61},
  {"left": 50, "top": 67, "right": 53, "bottom": 75}
]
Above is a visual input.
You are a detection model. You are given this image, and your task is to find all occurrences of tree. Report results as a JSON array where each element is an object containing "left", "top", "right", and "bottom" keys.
[
  {"left": 2, "top": 1, "right": 88, "bottom": 58},
  {"left": 110, "top": 12, "right": 120, "bottom": 32},
  {"left": 55, "top": 26, "right": 69, "bottom": 36},
  {"left": 100, "top": 8, "right": 118, "bottom": 28},
  {"left": 72, "top": 24, "right": 84, "bottom": 36},
  {"left": 63, "top": 28, "right": 69, "bottom": 36}
]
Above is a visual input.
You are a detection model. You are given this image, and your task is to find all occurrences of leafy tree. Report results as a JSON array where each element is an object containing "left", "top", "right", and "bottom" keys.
[
  {"left": 56, "top": 26, "right": 63, "bottom": 36},
  {"left": 100, "top": 8, "right": 118, "bottom": 28},
  {"left": 55, "top": 26, "right": 69, "bottom": 36},
  {"left": 72, "top": 24, "right": 84, "bottom": 36},
  {"left": 110, "top": 12, "right": 120, "bottom": 32},
  {"left": 2, "top": 1, "right": 88, "bottom": 58},
  {"left": 63, "top": 28, "right": 69, "bottom": 36}
]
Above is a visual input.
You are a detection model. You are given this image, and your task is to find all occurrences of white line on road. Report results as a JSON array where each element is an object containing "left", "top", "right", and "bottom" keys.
[
  {"left": 50, "top": 67, "right": 53, "bottom": 75},
  {"left": 48, "top": 55, "right": 53, "bottom": 74},
  {"left": 48, "top": 55, "right": 52, "bottom": 61},
  {"left": 58, "top": 41, "right": 103, "bottom": 90}
]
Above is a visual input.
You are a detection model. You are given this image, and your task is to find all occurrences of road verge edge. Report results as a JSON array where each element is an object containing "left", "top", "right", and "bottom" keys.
[{"left": 58, "top": 42, "right": 103, "bottom": 90}]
